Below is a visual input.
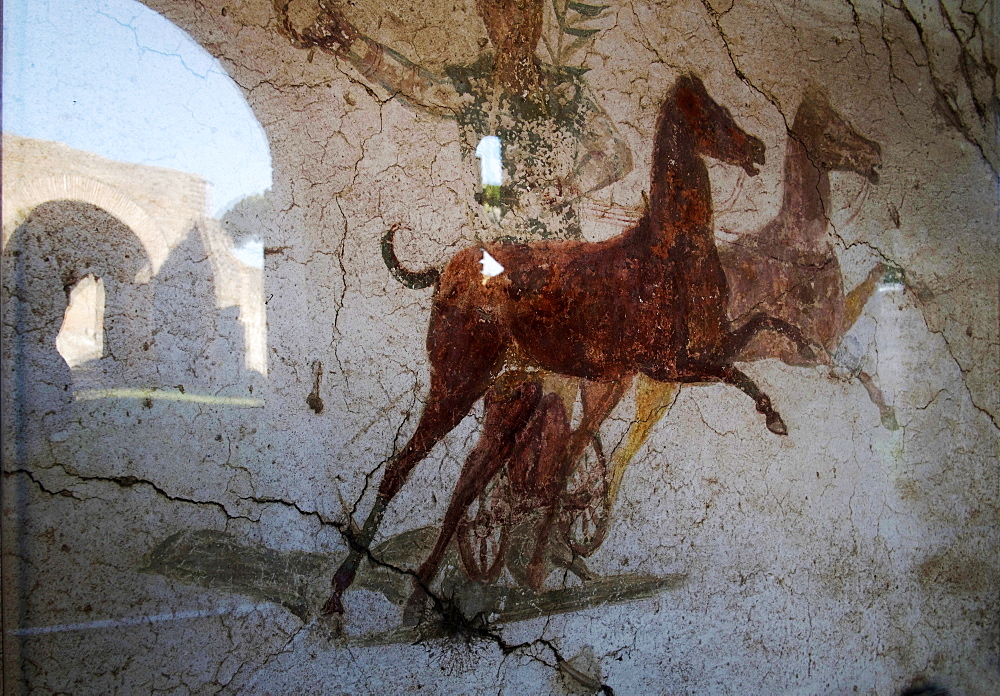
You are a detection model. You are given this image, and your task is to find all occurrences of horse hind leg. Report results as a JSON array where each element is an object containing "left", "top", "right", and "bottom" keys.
[
  {"left": 724, "top": 312, "right": 819, "bottom": 363},
  {"left": 322, "top": 379, "right": 492, "bottom": 616},
  {"left": 520, "top": 378, "right": 631, "bottom": 590},
  {"left": 324, "top": 308, "right": 506, "bottom": 616},
  {"left": 404, "top": 372, "right": 543, "bottom": 624}
]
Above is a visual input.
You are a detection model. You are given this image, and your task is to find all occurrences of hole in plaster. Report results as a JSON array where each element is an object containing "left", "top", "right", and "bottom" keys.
[
  {"left": 479, "top": 248, "right": 505, "bottom": 282},
  {"left": 475, "top": 135, "right": 504, "bottom": 212}
]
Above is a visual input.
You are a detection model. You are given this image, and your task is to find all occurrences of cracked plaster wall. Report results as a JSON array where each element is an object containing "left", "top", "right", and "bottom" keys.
[{"left": 2, "top": 0, "right": 998, "bottom": 693}]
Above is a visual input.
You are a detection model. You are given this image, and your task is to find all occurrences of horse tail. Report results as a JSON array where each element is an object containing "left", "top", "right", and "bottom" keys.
[{"left": 381, "top": 224, "right": 440, "bottom": 290}]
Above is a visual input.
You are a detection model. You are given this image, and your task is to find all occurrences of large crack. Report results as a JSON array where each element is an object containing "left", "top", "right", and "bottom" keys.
[
  {"left": 698, "top": 0, "right": 795, "bottom": 135},
  {"left": 5, "top": 463, "right": 613, "bottom": 690},
  {"left": 890, "top": 0, "right": 999, "bottom": 175}
]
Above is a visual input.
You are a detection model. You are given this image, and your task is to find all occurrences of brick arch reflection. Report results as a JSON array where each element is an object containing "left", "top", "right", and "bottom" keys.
[
  {"left": 1, "top": 200, "right": 152, "bottom": 464},
  {"left": 2, "top": 173, "right": 169, "bottom": 277}
]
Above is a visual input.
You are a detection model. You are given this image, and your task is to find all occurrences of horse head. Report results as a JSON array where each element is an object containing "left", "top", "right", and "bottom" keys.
[
  {"left": 674, "top": 73, "right": 766, "bottom": 176},
  {"left": 794, "top": 86, "right": 882, "bottom": 183}
]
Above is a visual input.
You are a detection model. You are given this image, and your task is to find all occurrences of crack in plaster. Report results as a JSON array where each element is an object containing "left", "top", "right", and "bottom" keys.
[
  {"left": 700, "top": 0, "right": 999, "bottom": 433},
  {"left": 891, "top": 0, "right": 999, "bottom": 174},
  {"left": 7, "top": 458, "right": 610, "bottom": 689}
]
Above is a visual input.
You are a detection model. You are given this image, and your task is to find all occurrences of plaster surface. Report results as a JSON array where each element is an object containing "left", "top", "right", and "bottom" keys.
[{"left": 2, "top": 1, "right": 998, "bottom": 693}]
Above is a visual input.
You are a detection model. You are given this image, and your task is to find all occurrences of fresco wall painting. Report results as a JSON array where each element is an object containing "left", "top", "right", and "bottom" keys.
[{"left": 2, "top": 0, "right": 997, "bottom": 693}]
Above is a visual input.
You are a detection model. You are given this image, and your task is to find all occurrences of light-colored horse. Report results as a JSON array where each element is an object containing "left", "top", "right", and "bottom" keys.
[{"left": 601, "top": 88, "right": 888, "bottom": 532}]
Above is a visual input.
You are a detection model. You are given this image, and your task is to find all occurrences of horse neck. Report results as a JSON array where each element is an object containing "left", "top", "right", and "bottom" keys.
[
  {"left": 647, "top": 108, "right": 712, "bottom": 253},
  {"left": 775, "top": 135, "right": 831, "bottom": 235}
]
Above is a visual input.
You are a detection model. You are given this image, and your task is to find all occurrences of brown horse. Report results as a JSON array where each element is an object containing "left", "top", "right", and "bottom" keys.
[
  {"left": 606, "top": 89, "right": 888, "bottom": 516},
  {"left": 324, "top": 74, "right": 815, "bottom": 616},
  {"left": 376, "top": 88, "right": 888, "bottom": 599},
  {"left": 724, "top": 87, "right": 887, "bottom": 397},
  {"left": 545, "top": 89, "right": 888, "bottom": 562},
  {"left": 406, "top": 89, "right": 894, "bottom": 595}
]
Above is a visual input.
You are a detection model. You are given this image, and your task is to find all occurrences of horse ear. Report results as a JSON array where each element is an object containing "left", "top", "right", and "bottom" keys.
[
  {"left": 803, "top": 83, "right": 831, "bottom": 106},
  {"left": 683, "top": 73, "right": 706, "bottom": 92}
]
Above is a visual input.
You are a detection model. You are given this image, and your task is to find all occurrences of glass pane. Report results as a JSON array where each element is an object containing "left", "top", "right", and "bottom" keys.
[{"left": 3, "top": 0, "right": 997, "bottom": 693}]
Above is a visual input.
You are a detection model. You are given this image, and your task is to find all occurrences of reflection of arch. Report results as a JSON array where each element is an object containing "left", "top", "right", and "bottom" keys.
[
  {"left": 2, "top": 200, "right": 153, "bottom": 382},
  {"left": 57, "top": 273, "right": 107, "bottom": 367},
  {"left": 3, "top": 134, "right": 270, "bottom": 380},
  {"left": 2, "top": 173, "right": 169, "bottom": 277}
]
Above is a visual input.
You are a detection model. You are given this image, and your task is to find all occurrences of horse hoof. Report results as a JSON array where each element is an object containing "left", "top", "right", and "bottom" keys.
[
  {"left": 881, "top": 408, "right": 899, "bottom": 431},
  {"left": 766, "top": 413, "right": 788, "bottom": 436},
  {"left": 321, "top": 592, "right": 345, "bottom": 616},
  {"left": 402, "top": 588, "right": 432, "bottom": 627},
  {"left": 323, "top": 563, "right": 357, "bottom": 616}
]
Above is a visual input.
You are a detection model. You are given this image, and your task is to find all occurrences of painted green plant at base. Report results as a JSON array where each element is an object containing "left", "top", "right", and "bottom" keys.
[
  {"left": 143, "top": 527, "right": 683, "bottom": 641},
  {"left": 541, "top": 1, "right": 613, "bottom": 71}
]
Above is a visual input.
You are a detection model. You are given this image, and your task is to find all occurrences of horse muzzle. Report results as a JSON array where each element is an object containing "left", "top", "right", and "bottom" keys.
[{"left": 743, "top": 138, "right": 766, "bottom": 176}]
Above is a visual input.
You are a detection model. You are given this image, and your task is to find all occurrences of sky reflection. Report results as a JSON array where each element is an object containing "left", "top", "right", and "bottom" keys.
[{"left": 3, "top": 0, "right": 271, "bottom": 217}]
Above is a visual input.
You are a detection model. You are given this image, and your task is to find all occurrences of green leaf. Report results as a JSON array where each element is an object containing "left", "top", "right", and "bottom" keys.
[
  {"left": 563, "top": 34, "right": 595, "bottom": 57},
  {"left": 563, "top": 26, "right": 601, "bottom": 38},
  {"left": 568, "top": 2, "right": 609, "bottom": 17}
]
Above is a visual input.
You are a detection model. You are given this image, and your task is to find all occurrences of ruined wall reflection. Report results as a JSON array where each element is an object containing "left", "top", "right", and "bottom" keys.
[
  {"left": 2, "top": 0, "right": 997, "bottom": 693},
  {"left": 3, "top": 133, "right": 268, "bottom": 383},
  {"left": 0, "top": 135, "right": 273, "bottom": 498}
]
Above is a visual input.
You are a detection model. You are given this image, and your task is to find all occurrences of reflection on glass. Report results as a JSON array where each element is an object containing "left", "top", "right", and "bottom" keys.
[
  {"left": 56, "top": 275, "right": 106, "bottom": 368},
  {"left": 2, "top": 0, "right": 274, "bottom": 402},
  {"left": 3, "top": 0, "right": 271, "bottom": 217}
]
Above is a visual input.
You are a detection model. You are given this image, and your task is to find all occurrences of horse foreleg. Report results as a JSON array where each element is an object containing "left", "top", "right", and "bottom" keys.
[
  {"left": 687, "top": 363, "right": 788, "bottom": 435},
  {"left": 725, "top": 312, "right": 817, "bottom": 363},
  {"left": 607, "top": 377, "right": 680, "bottom": 512}
]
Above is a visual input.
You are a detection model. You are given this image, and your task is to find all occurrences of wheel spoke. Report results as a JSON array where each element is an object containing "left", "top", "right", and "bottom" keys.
[{"left": 562, "top": 432, "right": 613, "bottom": 557}]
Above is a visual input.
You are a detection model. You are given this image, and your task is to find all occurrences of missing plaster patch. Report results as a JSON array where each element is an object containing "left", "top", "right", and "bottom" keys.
[
  {"left": 475, "top": 135, "right": 503, "bottom": 210},
  {"left": 480, "top": 249, "right": 504, "bottom": 283}
]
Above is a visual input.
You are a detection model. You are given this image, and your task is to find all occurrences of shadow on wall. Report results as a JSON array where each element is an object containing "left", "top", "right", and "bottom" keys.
[{"left": 142, "top": 526, "right": 684, "bottom": 645}]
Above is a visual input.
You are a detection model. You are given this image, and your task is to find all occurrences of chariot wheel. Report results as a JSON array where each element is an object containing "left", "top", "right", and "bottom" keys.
[
  {"left": 457, "top": 472, "right": 512, "bottom": 584},
  {"left": 560, "top": 432, "right": 613, "bottom": 558}
]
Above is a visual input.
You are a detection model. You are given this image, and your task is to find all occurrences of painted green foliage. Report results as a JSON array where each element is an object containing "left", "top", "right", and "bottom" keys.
[{"left": 542, "top": 1, "right": 613, "bottom": 68}]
